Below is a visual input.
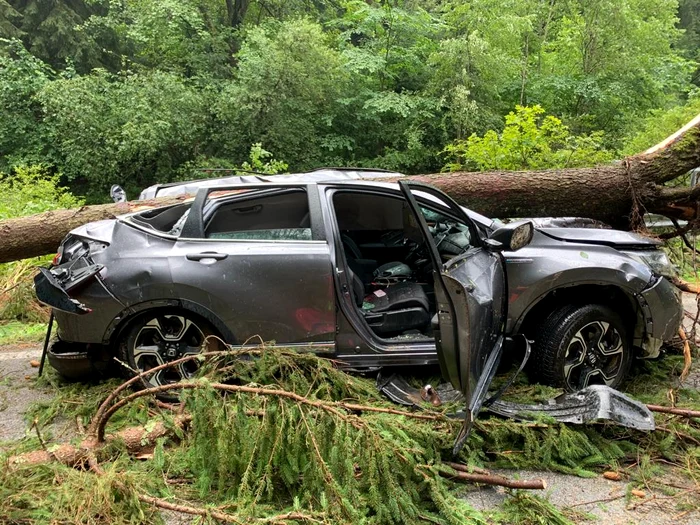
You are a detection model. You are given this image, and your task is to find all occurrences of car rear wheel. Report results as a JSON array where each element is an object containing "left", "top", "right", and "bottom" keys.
[
  {"left": 117, "top": 311, "right": 216, "bottom": 399},
  {"left": 531, "top": 304, "right": 632, "bottom": 392}
]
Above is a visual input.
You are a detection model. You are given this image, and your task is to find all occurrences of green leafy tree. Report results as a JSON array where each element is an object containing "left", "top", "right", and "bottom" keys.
[
  {"left": 429, "top": 0, "right": 542, "bottom": 138},
  {"left": 81, "top": 0, "right": 233, "bottom": 77},
  {"left": 0, "top": 165, "right": 82, "bottom": 219},
  {"left": 38, "top": 69, "right": 214, "bottom": 199},
  {"left": 623, "top": 90, "right": 700, "bottom": 154},
  {"left": 331, "top": 1, "right": 445, "bottom": 172},
  {"left": 215, "top": 19, "right": 350, "bottom": 170},
  {"left": 0, "top": 0, "right": 697, "bottom": 190},
  {"left": 677, "top": 0, "right": 700, "bottom": 86},
  {"left": 0, "top": 0, "right": 120, "bottom": 72},
  {"left": 443, "top": 105, "right": 613, "bottom": 171},
  {"left": 0, "top": 165, "right": 83, "bottom": 321},
  {"left": 0, "top": 39, "right": 52, "bottom": 170},
  {"left": 527, "top": 0, "right": 692, "bottom": 144}
]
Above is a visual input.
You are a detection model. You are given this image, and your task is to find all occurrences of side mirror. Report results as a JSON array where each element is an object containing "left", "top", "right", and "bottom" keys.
[
  {"left": 487, "top": 221, "right": 534, "bottom": 252},
  {"left": 110, "top": 184, "right": 127, "bottom": 203}
]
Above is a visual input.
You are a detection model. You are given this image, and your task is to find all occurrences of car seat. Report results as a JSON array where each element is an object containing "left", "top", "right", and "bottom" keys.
[{"left": 346, "top": 266, "right": 430, "bottom": 336}]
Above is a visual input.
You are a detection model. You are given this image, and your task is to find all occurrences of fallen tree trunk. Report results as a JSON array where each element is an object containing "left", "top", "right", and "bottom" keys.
[
  {"left": 0, "top": 194, "right": 191, "bottom": 264},
  {"left": 1, "top": 114, "right": 700, "bottom": 263},
  {"left": 408, "top": 112, "right": 700, "bottom": 227},
  {"left": 10, "top": 414, "right": 191, "bottom": 467}
]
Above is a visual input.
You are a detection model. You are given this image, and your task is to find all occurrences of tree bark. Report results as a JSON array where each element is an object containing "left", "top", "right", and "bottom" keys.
[
  {"left": 9, "top": 414, "right": 191, "bottom": 467},
  {"left": 1, "top": 114, "right": 700, "bottom": 264},
  {"left": 439, "top": 462, "right": 547, "bottom": 490}
]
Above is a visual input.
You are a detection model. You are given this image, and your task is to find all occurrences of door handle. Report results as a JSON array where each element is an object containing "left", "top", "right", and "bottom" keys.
[{"left": 186, "top": 252, "right": 228, "bottom": 261}]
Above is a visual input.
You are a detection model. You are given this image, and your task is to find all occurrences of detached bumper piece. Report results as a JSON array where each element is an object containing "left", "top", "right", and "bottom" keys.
[
  {"left": 377, "top": 375, "right": 654, "bottom": 432},
  {"left": 487, "top": 385, "right": 655, "bottom": 431},
  {"left": 47, "top": 339, "right": 113, "bottom": 380},
  {"left": 34, "top": 264, "right": 103, "bottom": 315}
]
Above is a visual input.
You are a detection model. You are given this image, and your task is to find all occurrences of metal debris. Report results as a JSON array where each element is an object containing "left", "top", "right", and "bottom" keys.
[{"left": 376, "top": 374, "right": 655, "bottom": 431}]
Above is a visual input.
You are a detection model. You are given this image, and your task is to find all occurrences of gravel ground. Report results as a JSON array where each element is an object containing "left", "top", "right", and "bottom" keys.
[
  {"left": 1, "top": 294, "right": 700, "bottom": 524},
  {"left": 0, "top": 345, "right": 51, "bottom": 442},
  {"left": 462, "top": 468, "right": 698, "bottom": 524}
]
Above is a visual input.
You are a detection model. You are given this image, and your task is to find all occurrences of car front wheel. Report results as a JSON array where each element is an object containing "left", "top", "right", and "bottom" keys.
[
  {"left": 117, "top": 311, "right": 216, "bottom": 399},
  {"left": 532, "top": 304, "right": 632, "bottom": 392}
]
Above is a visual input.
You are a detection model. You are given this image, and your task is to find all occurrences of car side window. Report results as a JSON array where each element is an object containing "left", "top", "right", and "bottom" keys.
[{"left": 205, "top": 190, "right": 312, "bottom": 241}]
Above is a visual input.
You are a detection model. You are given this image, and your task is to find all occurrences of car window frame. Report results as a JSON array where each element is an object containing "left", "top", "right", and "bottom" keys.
[
  {"left": 323, "top": 184, "right": 484, "bottom": 254},
  {"left": 179, "top": 183, "right": 327, "bottom": 243}
]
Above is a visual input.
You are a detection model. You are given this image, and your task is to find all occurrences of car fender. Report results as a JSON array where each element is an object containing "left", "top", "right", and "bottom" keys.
[{"left": 505, "top": 251, "right": 652, "bottom": 335}]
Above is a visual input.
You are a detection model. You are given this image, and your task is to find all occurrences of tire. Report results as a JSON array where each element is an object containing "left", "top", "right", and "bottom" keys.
[
  {"left": 117, "top": 310, "right": 216, "bottom": 401},
  {"left": 531, "top": 304, "right": 632, "bottom": 392}
]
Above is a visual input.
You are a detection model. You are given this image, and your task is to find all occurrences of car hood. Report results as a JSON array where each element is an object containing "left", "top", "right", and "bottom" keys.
[{"left": 536, "top": 227, "right": 660, "bottom": 248}]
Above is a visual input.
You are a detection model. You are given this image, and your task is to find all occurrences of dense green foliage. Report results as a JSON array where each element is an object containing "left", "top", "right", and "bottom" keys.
[
  {"left": 0, "top": 0, "right": 698, "bottom": 200},
  {"left": 443, "top": 105, "right": 614, "bottom": 171},
  {"left": 0, "top": 165, "right": 83, "bottom": 219}
]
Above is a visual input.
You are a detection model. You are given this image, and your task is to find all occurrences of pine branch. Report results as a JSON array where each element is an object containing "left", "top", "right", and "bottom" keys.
[
  {"left": 437, "top": 465, "right": 547, "bottom": 490},
  {"left": 87, "top": 455, "right": 324, "bottom": 524},
  {"left": 94, "top": 380, "right": 448, "bottom": 442},
  {"left": 647, "top": 405, "right": 700, "bottom": 419}
]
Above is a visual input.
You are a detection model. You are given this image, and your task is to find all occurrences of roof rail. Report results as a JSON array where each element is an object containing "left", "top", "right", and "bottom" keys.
[{"left": 308, "top": 166, "right": 396, "bottom": 173}]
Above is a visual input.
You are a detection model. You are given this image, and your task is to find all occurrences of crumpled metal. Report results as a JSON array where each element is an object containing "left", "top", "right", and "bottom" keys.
[{"left": 376, "top": 374, "right": 655, "bottom": 431}]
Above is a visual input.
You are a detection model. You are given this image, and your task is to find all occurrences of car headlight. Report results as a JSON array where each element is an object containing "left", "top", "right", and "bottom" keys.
[{"left": 622, "top": 250, "right": 676, "bottom": 278}]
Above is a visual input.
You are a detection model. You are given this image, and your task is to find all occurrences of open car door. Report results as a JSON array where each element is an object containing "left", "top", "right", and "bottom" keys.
[{"left": 398, "top": 181, "right": 507, "bottom": 451}]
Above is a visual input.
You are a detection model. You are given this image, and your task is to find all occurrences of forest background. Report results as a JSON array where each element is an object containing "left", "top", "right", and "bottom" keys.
[{"left": 2, "top": 0, "right": 700, "bottom": 203}]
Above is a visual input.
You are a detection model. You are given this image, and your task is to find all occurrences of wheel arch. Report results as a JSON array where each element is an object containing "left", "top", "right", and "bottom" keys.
[
  {"left": 103, "top": 299, "right": 237, "bottom": 349},
  {"left": 515, "top": 284, "right": 644, "bottom": 348}
]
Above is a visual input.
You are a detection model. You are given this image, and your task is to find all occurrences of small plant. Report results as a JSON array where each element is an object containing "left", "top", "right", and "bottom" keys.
[
  {"left": 239, "top": 143, "right": 289, "bottom": 174},
  {"left": 183, "top": 142, "right": 289, "bottom": 180}
]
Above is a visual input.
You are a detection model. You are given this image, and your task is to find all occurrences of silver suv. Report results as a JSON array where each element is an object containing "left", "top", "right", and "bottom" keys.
[{"left": 35, "top": 172, "right": 682, "bottom": 424}]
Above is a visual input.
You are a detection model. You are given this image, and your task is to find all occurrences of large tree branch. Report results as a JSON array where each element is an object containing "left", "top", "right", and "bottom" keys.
[
  {"left": 640, "top": 183, "right": 700, "bottom": 220},
  {"left": 0, "top": 195, "right": 191, "bottom": 263}
]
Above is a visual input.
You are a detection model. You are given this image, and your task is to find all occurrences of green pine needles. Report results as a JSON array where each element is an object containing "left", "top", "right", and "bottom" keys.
[
  {"left": 4, "top": 346, "right": 699, "bottom": 524},
  {"left": 179, "top": 349, "right": 474, "bottom": 524}
]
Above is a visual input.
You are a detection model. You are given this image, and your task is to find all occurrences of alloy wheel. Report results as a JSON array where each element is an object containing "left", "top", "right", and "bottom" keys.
[
  {"left": 563, "top": 320, "right": 624, "bottom": 390},
  {"left": 131, "top": 314, "right": 207, "bottom": 387}
]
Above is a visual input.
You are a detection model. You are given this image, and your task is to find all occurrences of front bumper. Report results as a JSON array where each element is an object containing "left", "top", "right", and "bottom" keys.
[{"left": 637, "top": 276, "right": 683, "bottom": 357}]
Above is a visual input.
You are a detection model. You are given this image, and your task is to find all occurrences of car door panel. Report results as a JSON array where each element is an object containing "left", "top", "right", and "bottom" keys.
[
  {"left": 170, "top": 240, "right": 336, "bottom": 344},
  {"left": 399, "top": 181, "right": 506, "bottom": 426},
  {"left": 170, "top": 185, "right": 336, "bottom": 345}
]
